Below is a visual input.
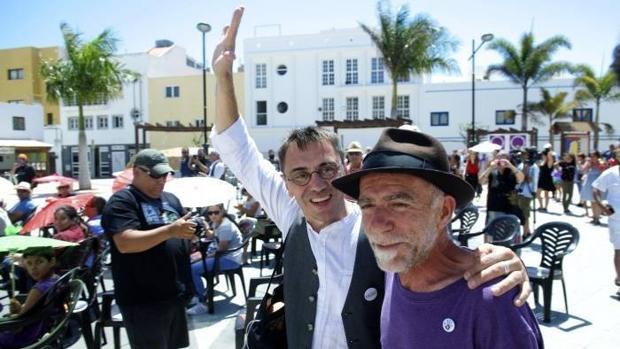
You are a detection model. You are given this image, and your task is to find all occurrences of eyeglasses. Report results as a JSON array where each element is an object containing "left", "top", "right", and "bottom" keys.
[
  {"left": 137, "top": 166, "right": 168, "bottom": 179},
  {"left": 286, "top": 162, "right": 340, "bottom": 186},
  {"left": 207, "top": 210, "right": 221, "bottom": 216}
]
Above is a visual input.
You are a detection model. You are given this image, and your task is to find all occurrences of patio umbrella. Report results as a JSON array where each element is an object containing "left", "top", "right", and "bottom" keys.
[
  {"left": 0, "top": 177, "right": 14, "bottom": 195},
  {"left": 20, "top": 193, "right": 95, "bottom": 234},
  {"left": 112, "top": 168, "right": 175, "bottom": 193},
  {"left": 469, "top": 141, "right": 502, "bottom": 153},
  {"left": 164, "top": 177, "right": 237, "bottom": 208},
  {"left": 0, "top": 235, "right": 77, "bottom": 296},
  {"left": 33, "top": 174, "right": 77, "bottom": 184}
]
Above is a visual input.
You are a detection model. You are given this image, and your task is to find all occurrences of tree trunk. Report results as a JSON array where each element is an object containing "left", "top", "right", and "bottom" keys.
[
  {"left": 390, "top": 79, "right": 398, "bottom": 118},
  {"left": 594, "top": 98, "right": 601, "bottom": 151},
  {"left": 522, "top": 86, "right": 528, "bottom": 131},
  {"left": 549, "top": 115, "right": 554, "bottom": 147},
  {"left": 77, "top": 104, "right": 92, "bottom": 190}
]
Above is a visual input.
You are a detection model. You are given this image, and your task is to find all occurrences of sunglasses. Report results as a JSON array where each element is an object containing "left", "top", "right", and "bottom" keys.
[
  {"left": 137, "top": 166, "right": 168, "bottom": 179},
  {"left": 207, "top": 210, "right": 221, "bottom": 216}
]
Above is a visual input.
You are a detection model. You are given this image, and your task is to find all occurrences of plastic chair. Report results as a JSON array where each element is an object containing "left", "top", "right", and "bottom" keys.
[
  {"left": 450, "top": 203, "right": 479, "bottom": 246},
  {"left": 511, "top": 221, "right": 580, "bottom": 323},
  {"left": 200, "top": 230, "right": 258, "bottom": 314},
  {"left": 0, "top": 269, "right": 83, "bottom": 349},
  {"left": 460, "top": 215, "right": 521, "bottom": 248}
]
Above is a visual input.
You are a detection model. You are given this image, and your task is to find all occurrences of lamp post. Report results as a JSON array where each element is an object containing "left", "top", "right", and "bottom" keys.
[
  {"left": 469, "top": 33, "right": 494, "bottom": 146},
  {"left": 196, "top": 22, "right": 212, "bottom": 153}
]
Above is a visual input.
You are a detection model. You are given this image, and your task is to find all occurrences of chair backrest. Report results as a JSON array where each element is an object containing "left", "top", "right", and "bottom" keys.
[
  {"left": 453, "top": 204, "right": 479, "bottom": 233},
  {"left": 483, "top": 215, "right": 521, "bottom": 247},
  {"left": 532, "top": 222, "right": 580, "bottom": 271}
]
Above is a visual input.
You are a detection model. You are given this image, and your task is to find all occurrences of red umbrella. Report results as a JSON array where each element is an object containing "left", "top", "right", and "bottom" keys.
[
  {"left": 20, "top": 193, "right": 95, "bottom": 234},
  {"left": 112, "top": 168, "right": 174, "bottom": 193},
  {"left": 33, "top": 174, "right": 77, "bottom": 184}
]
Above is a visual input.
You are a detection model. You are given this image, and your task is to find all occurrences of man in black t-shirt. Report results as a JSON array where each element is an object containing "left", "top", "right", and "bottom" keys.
[
  {"left": 102, "top": 148, "right": 196, "bottom": 349},
  {"left": 10, "top": 154, "right": 36, "bottom": 184}
]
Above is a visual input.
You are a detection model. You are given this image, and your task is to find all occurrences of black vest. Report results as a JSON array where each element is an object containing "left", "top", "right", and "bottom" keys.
[{"left": 283, "top": 215, "right": 384, "bottom": 348}]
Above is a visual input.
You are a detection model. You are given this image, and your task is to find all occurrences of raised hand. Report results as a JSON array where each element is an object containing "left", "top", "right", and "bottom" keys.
[
  {"left": 169, "top": 212, "right": 197, "bottom": 240},
  {"left": 212, "top": 6, "right": 244, "bottom": 78}
]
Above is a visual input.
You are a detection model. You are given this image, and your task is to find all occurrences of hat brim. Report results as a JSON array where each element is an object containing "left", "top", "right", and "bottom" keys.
[
  {"left": 332, "top": 167, "right": 474, "bottom": 209},
  {"left": 151, "top": 163, "right": 175, "bottom": 176}
]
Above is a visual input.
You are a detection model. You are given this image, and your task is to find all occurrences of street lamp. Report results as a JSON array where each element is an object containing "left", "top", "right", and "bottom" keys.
[
  {"left": 469, "top": 33, "right": 494, "bottom": 146},
  {"left": 196, "top": 22, "right": 211, "bottom": 153}
]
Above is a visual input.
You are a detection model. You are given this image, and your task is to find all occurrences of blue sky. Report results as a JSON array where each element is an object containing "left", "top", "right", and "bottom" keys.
[{"left": 2, "top": 0, "right": 619, "bottom": 81}]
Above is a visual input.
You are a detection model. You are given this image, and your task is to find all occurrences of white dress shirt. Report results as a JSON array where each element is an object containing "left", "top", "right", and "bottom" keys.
[
  {"left": 208, "top": 159, "right": 226, "bottom": 179},
  {"left": 212, "top": 118, "right": 360, "bottom": 349}
]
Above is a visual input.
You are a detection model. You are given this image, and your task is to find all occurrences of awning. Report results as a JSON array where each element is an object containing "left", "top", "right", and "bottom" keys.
[
  {"left": 551, "top": 121, "right": 600, "bottom": 134},
  {"left": 0, "top": 139, "right": 53, "bottom": 149}
]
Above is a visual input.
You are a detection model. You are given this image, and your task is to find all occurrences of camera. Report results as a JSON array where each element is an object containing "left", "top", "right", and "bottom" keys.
[{"left": 190, "top": 215, "right": 206, "bottom": 236}]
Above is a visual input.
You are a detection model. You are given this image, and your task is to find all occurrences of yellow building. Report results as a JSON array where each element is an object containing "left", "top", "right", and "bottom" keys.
[
  {"left": 147, "top": 72, "right": 245, "bottom": 151},
  {"left": 0, "top": 46, "right": 61, "bottom": 125}
]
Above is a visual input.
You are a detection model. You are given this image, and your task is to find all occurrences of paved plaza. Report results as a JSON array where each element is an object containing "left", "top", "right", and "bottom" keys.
[{"left": 4, "top": 178, "right": 620, "bottom": 348}]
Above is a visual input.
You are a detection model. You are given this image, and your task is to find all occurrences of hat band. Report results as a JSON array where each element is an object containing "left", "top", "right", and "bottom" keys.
[{"left": 362, "top": 151, "right": 441, "bottom": 172}]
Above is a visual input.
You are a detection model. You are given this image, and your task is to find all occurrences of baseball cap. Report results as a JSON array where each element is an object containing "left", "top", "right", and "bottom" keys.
[
  {"left": 133, "top": 149, "right": 175, "bottom": 176},
  {"left": 15, "top": 181, "right": 32, "bottom": 192}
]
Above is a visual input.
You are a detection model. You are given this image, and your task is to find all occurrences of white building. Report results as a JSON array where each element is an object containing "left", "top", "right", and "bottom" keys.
[
  {"left": 243, "top": 28, "right": 620, "bottom": 154},
  {"left": 47, "top": 40, "right": 202, "bottom": 178},
  {"left": 0, "top": 102, "right": 52, "bottom": 172}
]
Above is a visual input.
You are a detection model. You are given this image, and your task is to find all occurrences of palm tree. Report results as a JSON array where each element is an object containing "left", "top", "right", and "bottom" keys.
[
  {"left": 528, "top": 88, "right": 576, "bottom": 146},
  {"left": 485, "top": 32, "right": 572, "bottom": 131},
  {"left": 573, "top": 64, "right": 620, "bottom": 150},
  {"left": 360, "top": 0, "right": 458, "bottom": 118},
  {"left": 41, "top": 23, "right": 134, "bottom": 190}
]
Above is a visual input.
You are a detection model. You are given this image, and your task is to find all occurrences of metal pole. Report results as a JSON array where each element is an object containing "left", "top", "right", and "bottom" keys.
[
  {"left": 201, "top": 31, "right": 208, "bottom": 153},
  {"left": 471, "top": 39, "right": 476, "bottom": 147}
]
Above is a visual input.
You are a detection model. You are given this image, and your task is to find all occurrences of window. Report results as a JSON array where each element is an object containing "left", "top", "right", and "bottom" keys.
[
  {"left": 430, "top": 112, "right": 449, "bottom": 126},
  {"left": 68, "top": 117, "right": 79, "bottom": 130},
  {"left": 97, "top": 115, "right": 109, "bottom": 129},
  {"left": 165, "top": 86, "right": 180, "bottom": 98},
  {"left": 277, "top": 102, "right": 288, "bottom": 114},
  {"left": 195, "top": 119, "right": 205, "bottom": 127},
  {"left": 84, "top": 116, "right": 94, "bottom": 130},
  {"left": 256, "top": 101, "right": 267, "bottom": 125},
  {"left": 346, "top": 97, "right": 359, "bottom": 120},
  {"left": 322, "top": 98, "right": 335, "bottom": 121},
  {"left": 255, "top": 64, "right": 267, "bottom": 88},
  {"left": 62, "top": 94, "right": 107, "bottom": 106},
  {"left": 46, "top": 113, "right": 53, "bottom": 125},
  {"left": 12, "top": 116, "right": 25, "bottom": 130},
  {"left": 371, "top": 58, "right": 384, "bottom": 84},
  {"left": 573, "top": 108, "right": 593, "bottom": 122},
  {"left": 8, "top": 68, "right": 24, "bottom": 80},
  {"left": 7, "top": 100, "right": 23, "bottom": 104},
  {"left": 276, "top": 65, "right": 287, "bottom": 76},
  {"left": 372, "top": 96, "right": 385, "bottom": 119},
  {"left": 322, "top": 60, "right": 335, "bottom": 86},
  {"left": 495, "top": 110, "right": 516, "bottom": 125},
  {"left": 166, "top": 120, "right": 181, "bottom": 127},
  {"left": 112, "top": 115, "right": 124, "bottom": 129},
  {"left": 345, "top": 59, "right": 358, "bottom": 85},
  {"left": 397, "top": 95, "right": 410, "bottom": 119}
]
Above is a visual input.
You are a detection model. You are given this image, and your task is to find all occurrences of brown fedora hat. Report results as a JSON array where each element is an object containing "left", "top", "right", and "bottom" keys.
[{"left": 332, "top": 128, "right": 474, "bottom": 208}]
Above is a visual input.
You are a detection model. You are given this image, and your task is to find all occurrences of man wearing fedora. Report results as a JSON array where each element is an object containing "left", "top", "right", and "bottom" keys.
[
  {"left": 211, "top": 7, "right": 530, "bottom": 349},
  {"left": 333, "top": 129, "right": 543, "bottom": 348}
]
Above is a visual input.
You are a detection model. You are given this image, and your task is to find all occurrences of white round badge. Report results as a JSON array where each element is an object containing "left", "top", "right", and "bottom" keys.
[
  {"left": 364, "top": 287, "right": 378, "bottom": 301},
  {"left": 442, "top": 318, "right": 455, "bottom": 333}
]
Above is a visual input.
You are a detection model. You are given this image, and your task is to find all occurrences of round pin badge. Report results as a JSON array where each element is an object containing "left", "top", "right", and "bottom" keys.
[
  {"left": 364, "top": 287, "right": 378, "bottom": 301},
  {"left": 442, "top": 318, "right": 455, "bottom": 333}
]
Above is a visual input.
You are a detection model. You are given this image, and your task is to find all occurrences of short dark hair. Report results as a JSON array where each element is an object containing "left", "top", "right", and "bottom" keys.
[
  {"left": 55, "top": 205, "right": 79, "bottom": 222},
  {"left": 90, "top": 196, "right": 107, "bottom": 214},
  {"left": 278, "top": 126, "right": 344, "bottom": 171},
  {"left": 23, "top": 247, "right": 55, "bottom": 261}
]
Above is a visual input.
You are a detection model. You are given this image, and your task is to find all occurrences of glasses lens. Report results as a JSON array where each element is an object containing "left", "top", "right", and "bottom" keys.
[
  {"left": 289, "top": 172, "right": 311, "bottom": 186},
  {"left": 318, "top": 164, "right": 338, "bottom": 180}
]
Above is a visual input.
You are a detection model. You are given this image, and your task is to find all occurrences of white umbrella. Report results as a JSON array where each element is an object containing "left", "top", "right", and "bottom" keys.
[
  {"left": 469, "top": 141, "right": 502, "bottom": 153},
  {"left": 164, "top": 177, "right": 237, "bottom": 208},
  {"left": 0, "top": 177, "right": 15, "bottom": 195}
]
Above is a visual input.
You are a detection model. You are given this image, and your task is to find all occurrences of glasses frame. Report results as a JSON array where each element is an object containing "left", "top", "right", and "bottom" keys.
[
  {"left": 137, "top": 166, "right": 168, "bottom": 179},
  {"left": 207, "top": 210, "right": 221, "bottom": 216},
  {"left": 286, "top": 162, "right": 340, "bottom": 186}
]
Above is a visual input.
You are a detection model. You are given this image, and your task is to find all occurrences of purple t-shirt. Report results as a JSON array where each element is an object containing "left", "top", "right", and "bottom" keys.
[{"left": 381, "top": 272, "right": 543, "bottom": 348}]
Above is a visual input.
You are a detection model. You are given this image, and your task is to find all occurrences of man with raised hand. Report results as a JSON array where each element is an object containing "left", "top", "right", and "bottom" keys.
[{"left": 211, "top": 7, "right": 530, "bottom": 348}]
